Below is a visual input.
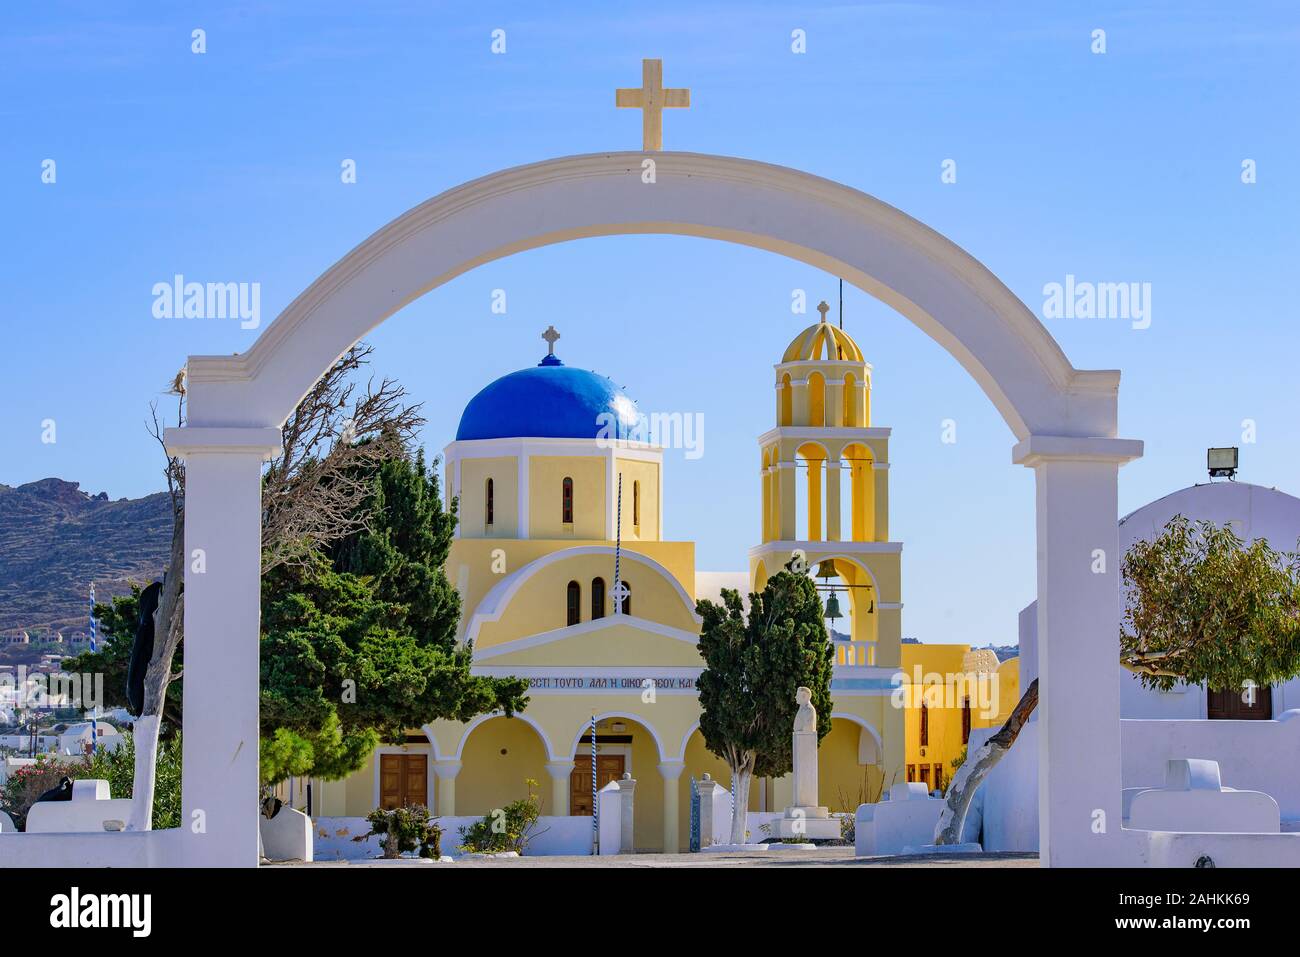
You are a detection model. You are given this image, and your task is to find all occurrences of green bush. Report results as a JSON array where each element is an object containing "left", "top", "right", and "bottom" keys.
[
  {"left": 83, "top": 733, "right": 184, "bottom": 830},
  {"left": 0, "top": 732, "right": 182, "bottom": 831},
  {"left": 457, "top": 778, "right": 544, "bottom": 854},
  {"left": 355, "top": 804, "right": 443, "bottom": 859},
  {"left": 1, "top": 756, "right": 80, "bottom": 830}
]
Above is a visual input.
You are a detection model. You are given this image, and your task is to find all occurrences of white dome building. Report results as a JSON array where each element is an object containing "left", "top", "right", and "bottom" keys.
[{"left": 1116, "top": 481, "right": 1300, "bottom": 719}]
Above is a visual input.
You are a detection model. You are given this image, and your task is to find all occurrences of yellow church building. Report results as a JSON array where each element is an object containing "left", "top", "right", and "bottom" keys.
[{"left": 311, "top": 311, "right": 1015, "bottom": 851}]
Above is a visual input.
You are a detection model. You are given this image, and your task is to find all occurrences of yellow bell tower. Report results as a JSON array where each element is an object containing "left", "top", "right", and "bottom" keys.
[{"left": 748, "top": 300, "right": 903, "bottom": 671}]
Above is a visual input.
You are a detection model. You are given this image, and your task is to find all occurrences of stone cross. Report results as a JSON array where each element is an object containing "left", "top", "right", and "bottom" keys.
[
  {"left": 542, "top": 325, "right": 561, "bottom": 356},
  {"left": 611, "top": 580, "right": 630, "bottom": 615},
  {"left": 616, "top": 58, "right": 690, "bottom": 151},
  {"left": 817, "top": 300, "right": 830, "bottom": 323}
]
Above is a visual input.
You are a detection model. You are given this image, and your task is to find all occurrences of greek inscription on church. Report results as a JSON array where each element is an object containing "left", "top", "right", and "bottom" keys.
[{"left": 523, "top": 676, "right": 697, "bottom": 690}]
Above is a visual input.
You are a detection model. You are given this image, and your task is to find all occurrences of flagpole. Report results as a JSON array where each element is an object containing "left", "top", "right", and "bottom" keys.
[
  {"left": 88, "top": 582, "right": 97, "bottom": 756},
  {"left": 590, "top": 713, "right": 598, "bottom": 855}
]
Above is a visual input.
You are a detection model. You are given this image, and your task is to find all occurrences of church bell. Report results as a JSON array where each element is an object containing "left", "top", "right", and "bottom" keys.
[{"left": 823, "top": 587, "right": 842, "bottom": 622}]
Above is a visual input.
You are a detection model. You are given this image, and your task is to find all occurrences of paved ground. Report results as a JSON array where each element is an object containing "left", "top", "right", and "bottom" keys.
[{"left": 282, "top": 848, "right": 1038, "bottom": 868}]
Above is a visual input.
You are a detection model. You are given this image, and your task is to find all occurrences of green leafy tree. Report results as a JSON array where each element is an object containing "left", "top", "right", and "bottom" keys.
[
  {"left": 695, "top": 562, "right": 834, "bottom": 844},
  {"left": 258, "top": 452, "right": 529, "bottom": 785},
  {"left": 456, "top": 779, "right": 545, "bottom": 854},
  {"left": 1122, "top": 515, "right": 1300, "bottom": 694},
  {"left": 0, "top": 734, "right": 181, "bottom": 830},
  {"left": 355, "top": 804, "right": 443, "bottom": 859},
  {"left": 940, "top": 515, "right": 1300, "bottom": 845},
  {"left": 73, "top": 451, "right": 529, "bottom": 790},
  {"left": 65, "top": 587, "right": 183, "bottom": 731}
]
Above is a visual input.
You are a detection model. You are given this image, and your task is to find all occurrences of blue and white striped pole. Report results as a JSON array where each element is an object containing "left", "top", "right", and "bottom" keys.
[
  {"left": 612, "top": 475, "right": 623, "bottom": 615},
  {"left": 590, "top": 714, "right": 598, "bottom": 854},
  {"left": 88, "top": 582, "right": 97, "bottom": 756}
]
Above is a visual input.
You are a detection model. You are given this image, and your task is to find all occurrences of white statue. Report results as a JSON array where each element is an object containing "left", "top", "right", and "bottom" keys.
[
  {"left": 777, "top": 685, "right": 837, "bottom": 839},
  {"left": 793, "top": 686, "right": 817, "bottom": 733},
  {"left": 792, "top": 686, "right": 818, "bottom": 807}
]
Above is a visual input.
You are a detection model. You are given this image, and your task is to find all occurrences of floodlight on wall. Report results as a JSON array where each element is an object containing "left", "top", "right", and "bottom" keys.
[{"left": 1207, "top": 447, "right": 1238, "bottom": 480}]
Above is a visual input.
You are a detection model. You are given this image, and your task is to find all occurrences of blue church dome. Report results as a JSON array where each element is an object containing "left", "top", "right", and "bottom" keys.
[{"left": 456, "top": 354, "right": 642, "bottom": 441}]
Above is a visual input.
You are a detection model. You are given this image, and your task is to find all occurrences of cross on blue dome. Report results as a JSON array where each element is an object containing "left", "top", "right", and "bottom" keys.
[{"left": 455, "top": 333, "right": 642, "bottom": 441}]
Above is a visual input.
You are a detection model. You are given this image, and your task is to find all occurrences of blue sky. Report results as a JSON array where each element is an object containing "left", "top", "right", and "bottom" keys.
[{"left": 3, "top": 1, "right": 1298, "bottom": 647}]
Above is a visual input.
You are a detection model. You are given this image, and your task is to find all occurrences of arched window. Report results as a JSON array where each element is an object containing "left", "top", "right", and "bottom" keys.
[
  {"left": 632, "top": 480, "right": 641, "bottom": 529},
  {"left": 807, "top": 371, "right": 826, "bottom": 427},
  {"left": 484, "top": 478, "right": 494, "bottom": 527},
  {"left": 779, "top": 373, "right": 793, "bottom": 426},
  {"left": 562, "top": 477, "right": 574, "bottom": 524},
  {"left": 617, "top": 580, "right": 631, "bottom": 616},
  {"left": 566, "top": 580, "right": 581, "bottom": 626},
  {"left": 920, "top": 702, "right": 929, "bottom": 747},
  {"left": 843, "top": 373, "right": 857, "bottom": 427},
  {"left": 591, "top": 577, "right": 606, "bottom": 620}
]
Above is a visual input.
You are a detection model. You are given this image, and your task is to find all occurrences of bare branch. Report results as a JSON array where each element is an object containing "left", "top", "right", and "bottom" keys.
[{"left": 260, "top": 345, "right": 425, "bottom": 574}]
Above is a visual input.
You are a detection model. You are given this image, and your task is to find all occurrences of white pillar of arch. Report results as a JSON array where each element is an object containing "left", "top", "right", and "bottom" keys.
[
  {"left": 545, "top": 760, "right": 574, "bottom": 817},
  {"left": 658, "top": 760, "right": 686, "bottom": 853},
  {"left": 1014, "top": 435, "right": 1143, "bottom": 867},
  {"left": 432, "top": 760, "right": 463, "bottom": 816},
  {"left": 164, "top": 426, "right": 281, "bottom": 868}
]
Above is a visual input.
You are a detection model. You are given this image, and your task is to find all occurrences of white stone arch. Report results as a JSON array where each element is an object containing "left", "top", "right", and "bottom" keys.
[
  {"left": 179, "top": 151, "right": 1123, "bottom": 438},
  {"left": 162, "top": 150, "right": 1145, "bottom": 868},
  {"left": 793, "top": 438, "right": 833, "bottom": 459},
  {"left": 810, "top": 552, "right": 881, "bottom": 591},
  {"left": 830, "top": 711, "right": 884, "bottom": 767},
  {"left": 793, "top": 438, "right": 833, "bottom": 541},
  {"left": 448, "top": 710, "right": 558, "bottom": 763},
  {"left": 809, "top": 552, "right": 881, "bottom": 646},
  {"left": 567, "top": 711, "right": 667, "bottom": 765},
  {"left": 676, "top": 719, "right": 701, "bottom": 763}
]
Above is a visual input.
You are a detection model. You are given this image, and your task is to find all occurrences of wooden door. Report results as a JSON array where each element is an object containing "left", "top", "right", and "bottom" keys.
[
  {"left": 1208, "top": 685, "right": 1272, "bottom": 720},
  {"left": 380, "top": 754, "right": 428, "bottom": 809},
  {"left": 569, "top": 754, "right": 625, "bottom": 814}
]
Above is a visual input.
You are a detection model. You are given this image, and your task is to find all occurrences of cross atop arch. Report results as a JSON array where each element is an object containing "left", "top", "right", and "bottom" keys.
[{"left": 616, "top": 58, "right": 690, "bottom": 152}]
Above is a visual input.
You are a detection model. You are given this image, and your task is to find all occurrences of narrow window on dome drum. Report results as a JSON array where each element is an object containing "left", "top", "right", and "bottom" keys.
[
  {"left": 485, "top": 478, "right": 494, "bottom": 527},
  {"left": 633, "top": 480, "right": 641, "bottom": 528},
  {"left": 562, "top": 476, "right": 574, "bottom": 524},
  {"left": 591, "top": 577, "right": 606, "bottom": 619},
  {"left": 566, "top": 580, "right": 581, "bottom": 626}
]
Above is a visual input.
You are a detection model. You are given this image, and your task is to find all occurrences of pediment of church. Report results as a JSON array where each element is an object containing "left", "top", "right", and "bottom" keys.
[{"left": 474, "top": 615, "right": 703, "bottom": 668}]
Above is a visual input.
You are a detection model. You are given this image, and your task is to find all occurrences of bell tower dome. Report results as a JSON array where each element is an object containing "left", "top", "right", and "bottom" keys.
[{"left": 775, "top": 299, "right": 871, "bottom": 429}]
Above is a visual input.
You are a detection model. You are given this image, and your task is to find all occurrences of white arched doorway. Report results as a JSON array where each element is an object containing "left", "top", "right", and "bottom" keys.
[{"left": 164, "top": 151, "right": 1142, "bottom": 867}]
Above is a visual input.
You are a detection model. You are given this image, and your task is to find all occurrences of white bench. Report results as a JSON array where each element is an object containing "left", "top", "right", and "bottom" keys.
[
  {"left": 1128, "top": 758, "right": 1280, "bottom": 834},
  {"left": 856, "top": 782, "right": 945, "bottom": 856},
  {"left": 25, "top": 779, "right": 134, "bottom": 834}
]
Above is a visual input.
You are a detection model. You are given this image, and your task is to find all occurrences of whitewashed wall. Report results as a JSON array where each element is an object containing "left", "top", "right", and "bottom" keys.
[
  {"left": 313, "top": 814, "right": 594, "bottom": 859},
  {"left": 1122, "top": 712, "right": 1300, "bottom": 826},
  {"left": 976, "top": 712, "right": 1300, "bottom": 851}
]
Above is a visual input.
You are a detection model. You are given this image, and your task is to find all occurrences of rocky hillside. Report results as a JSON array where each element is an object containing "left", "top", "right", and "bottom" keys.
[{"left": 0, "top": 479, "right": 172, "bottom": 634}]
